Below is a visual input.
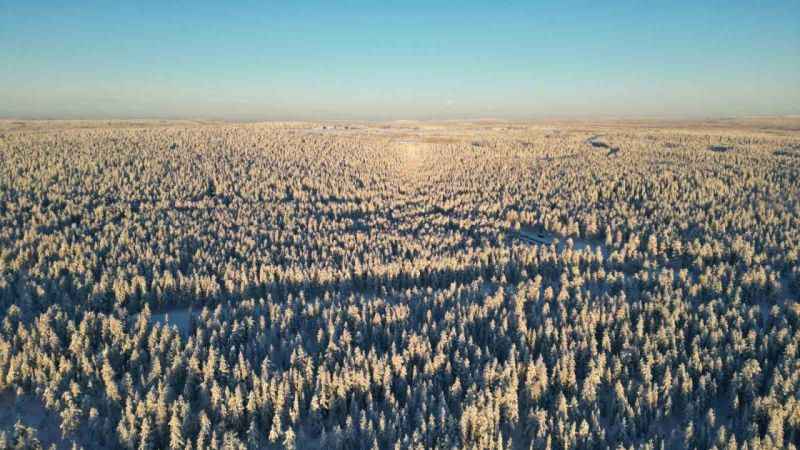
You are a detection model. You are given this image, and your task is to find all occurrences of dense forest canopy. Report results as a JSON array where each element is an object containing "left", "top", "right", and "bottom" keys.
[{"left": 0, "top": 120, "right": 798, "bottom": 449}]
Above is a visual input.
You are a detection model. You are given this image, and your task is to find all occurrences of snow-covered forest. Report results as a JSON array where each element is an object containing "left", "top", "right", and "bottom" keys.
[{"left": 0, "top": 120, "right": 798, "bottom": 449}]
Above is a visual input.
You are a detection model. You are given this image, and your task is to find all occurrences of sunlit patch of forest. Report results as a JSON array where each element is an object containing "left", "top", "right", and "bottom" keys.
[{"left": 0, "top": 121, "right": 799, "bottom": 449}]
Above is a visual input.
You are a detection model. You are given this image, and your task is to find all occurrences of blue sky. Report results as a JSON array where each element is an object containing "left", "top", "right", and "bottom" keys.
[{"left": 1, "top": 1, "right": 798, "bottom": 119}]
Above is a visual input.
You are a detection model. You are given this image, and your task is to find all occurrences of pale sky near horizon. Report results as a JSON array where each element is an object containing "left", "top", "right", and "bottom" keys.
[{"left": 1, "top": 1, "right": 799, "bottom": 120}]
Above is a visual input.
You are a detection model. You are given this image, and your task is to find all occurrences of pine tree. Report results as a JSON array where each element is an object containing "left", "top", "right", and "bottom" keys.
[
  {"left": 168, "top": 408, "right": 184, "bottom": 450},
  {"left": 284, "top": 426, "right": 296, "bottom": 450},
  {"left": 138, "top": 417, "right": 153, "bottom": 450},
  {"left": 268, "top": 412, "right": 282, "bottom": 444}
]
